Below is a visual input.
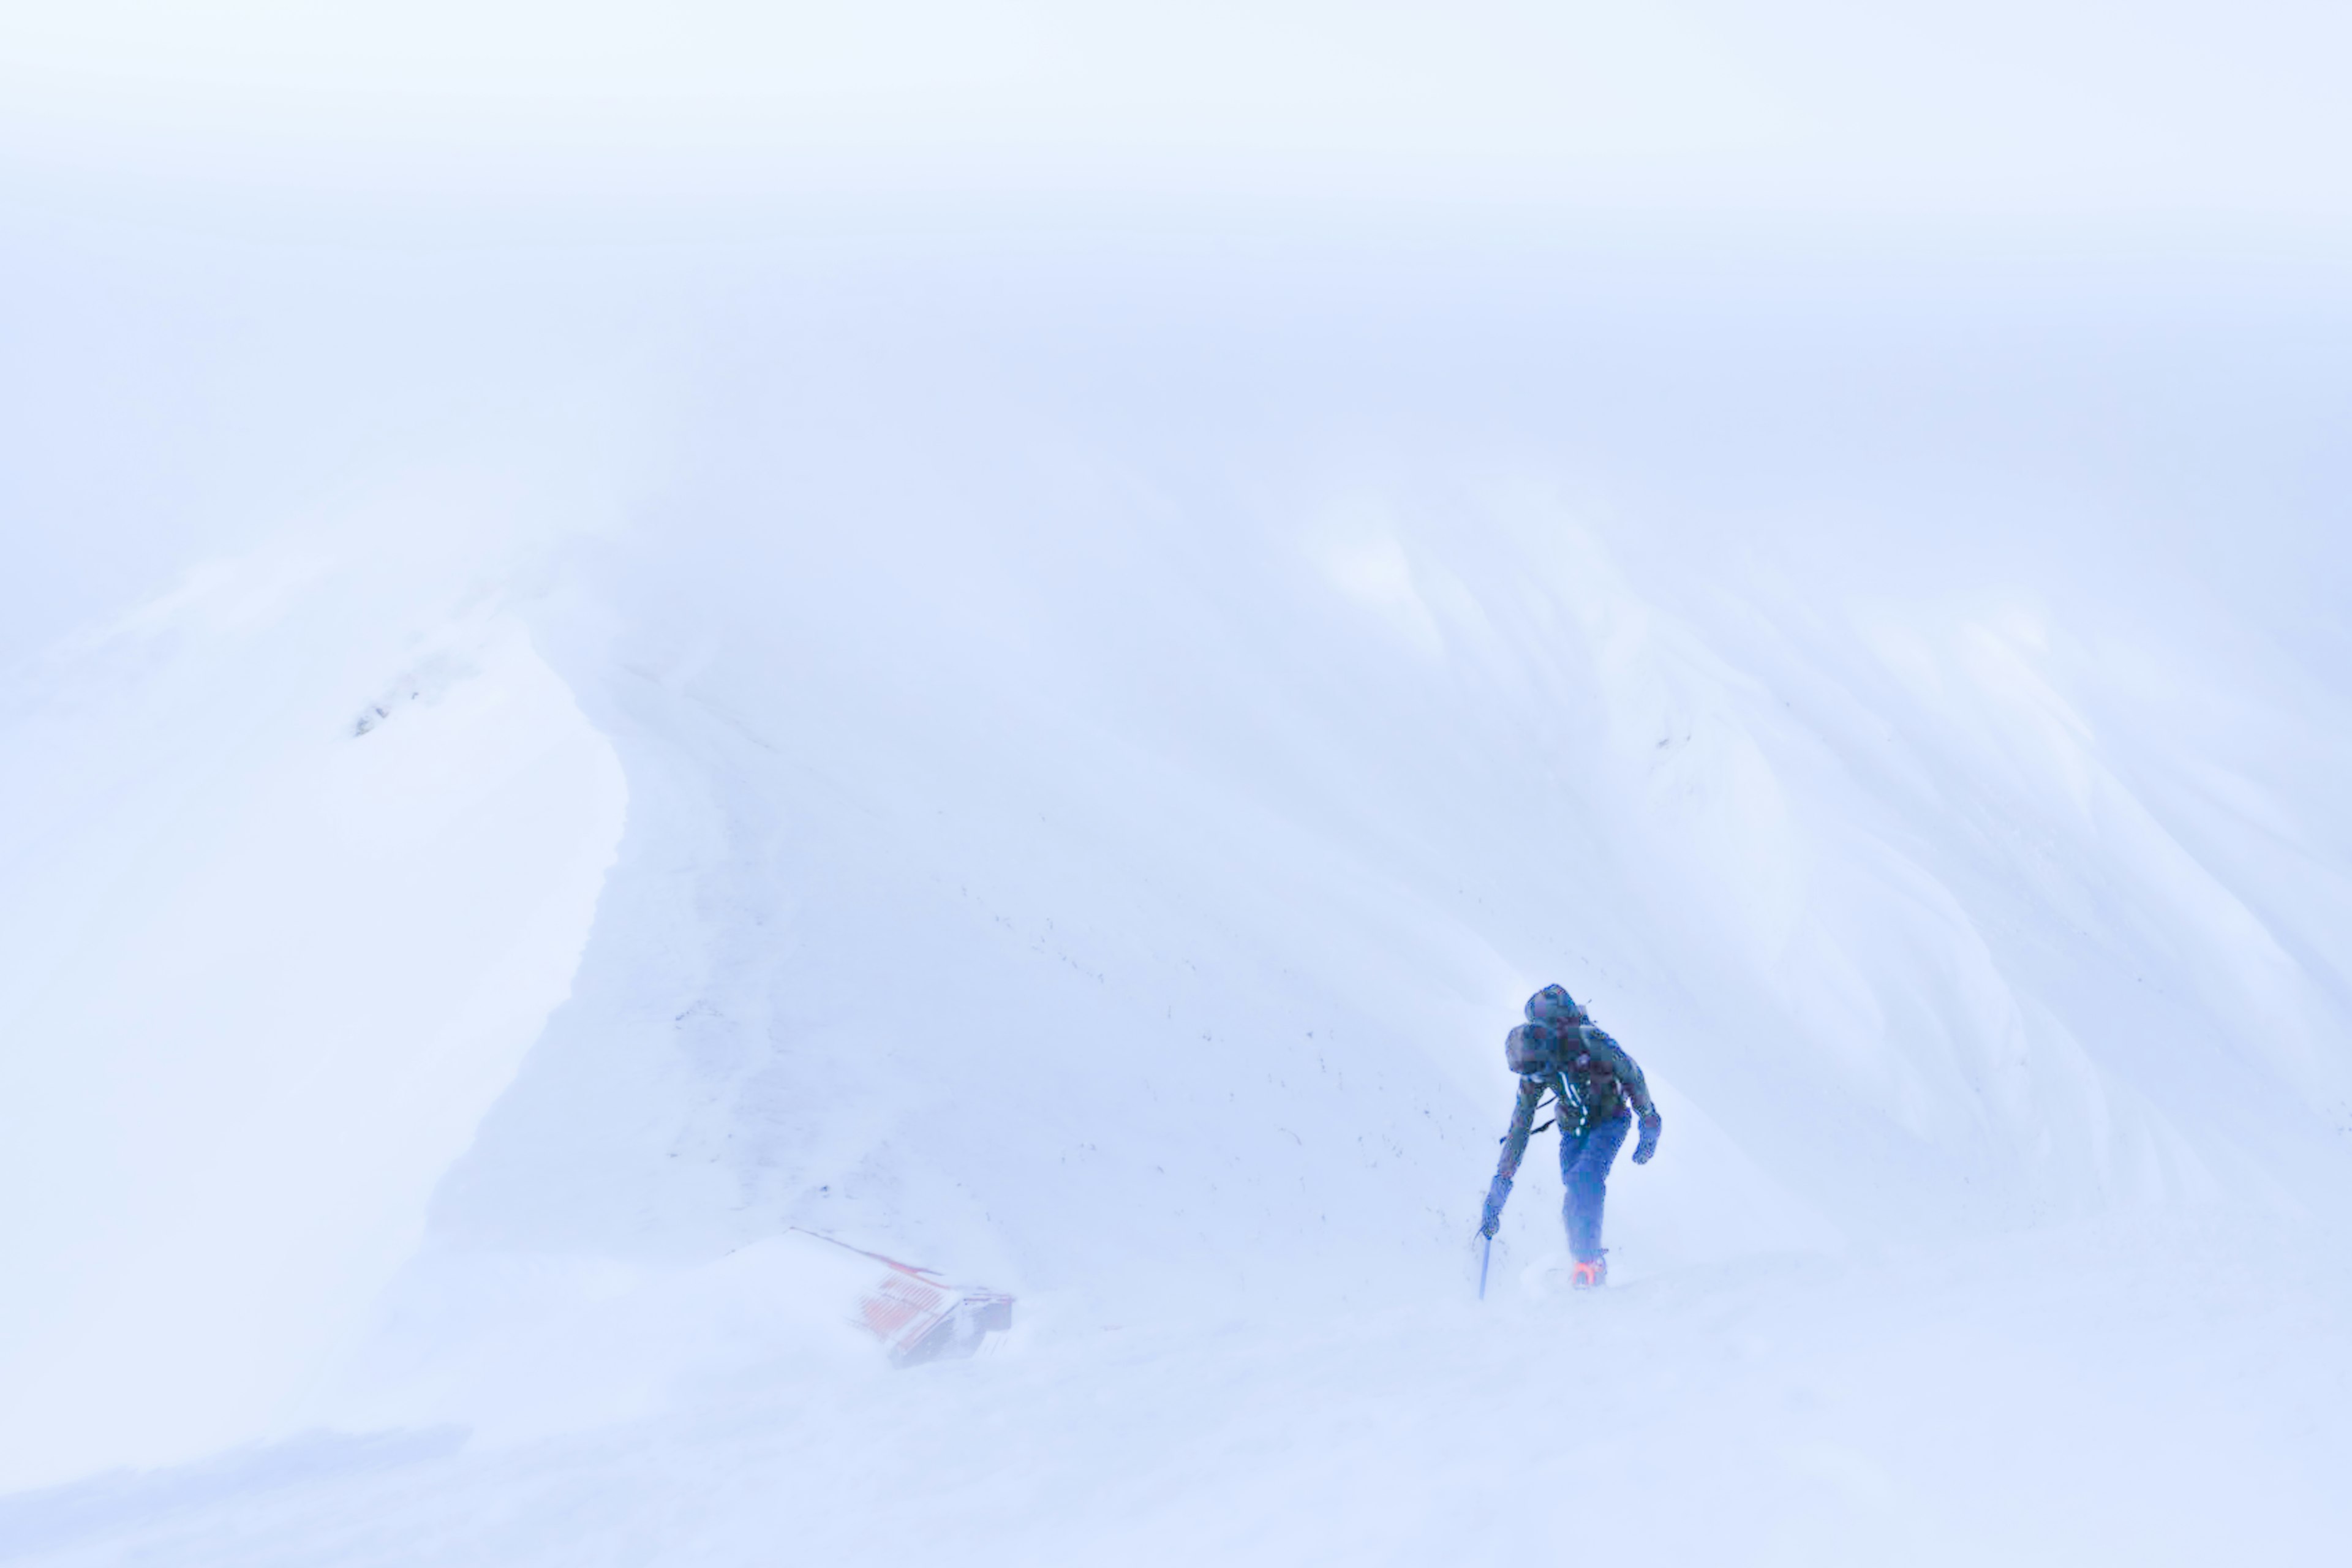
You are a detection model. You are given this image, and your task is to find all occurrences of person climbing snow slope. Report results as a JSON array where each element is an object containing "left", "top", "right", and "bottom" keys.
[{"left": 1479, "top": 984, "right": 1661, "bottom": 1288}]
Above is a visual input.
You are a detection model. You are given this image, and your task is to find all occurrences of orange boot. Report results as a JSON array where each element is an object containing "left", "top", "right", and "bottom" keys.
[{"left": 1571, "top": 1257, "right": 1607, "bottom": 1290}]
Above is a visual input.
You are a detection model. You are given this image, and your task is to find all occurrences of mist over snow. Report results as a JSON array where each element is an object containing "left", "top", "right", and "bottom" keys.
[{"left": 7, "top": 91, "right": 2352, "bottom": 1566}]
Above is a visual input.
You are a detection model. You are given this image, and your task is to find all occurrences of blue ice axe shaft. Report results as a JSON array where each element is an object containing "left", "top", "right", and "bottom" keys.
[{"left": 1478, "top": 1232, "right": 1492, "bottom": 1300}]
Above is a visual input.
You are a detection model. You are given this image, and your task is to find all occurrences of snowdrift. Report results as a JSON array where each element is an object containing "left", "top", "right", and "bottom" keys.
[{"left": 0, "top": 537, "right": 626, "bottom": 1485}]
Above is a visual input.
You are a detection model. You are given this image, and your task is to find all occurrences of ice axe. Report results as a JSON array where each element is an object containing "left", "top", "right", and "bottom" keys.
[{"left": 1478, "top": 1232, "right": 1492, "bottom": 1300}]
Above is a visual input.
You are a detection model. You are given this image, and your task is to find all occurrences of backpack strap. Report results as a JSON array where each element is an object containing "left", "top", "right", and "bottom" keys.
[{"left": 1529, "top": 1071, "right": 1588, "bottom": 1137}]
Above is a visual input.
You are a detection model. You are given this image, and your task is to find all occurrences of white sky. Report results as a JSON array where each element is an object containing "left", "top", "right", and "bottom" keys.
[{"left": 0, "top": 1, "right": 2346, "bottom": 223}]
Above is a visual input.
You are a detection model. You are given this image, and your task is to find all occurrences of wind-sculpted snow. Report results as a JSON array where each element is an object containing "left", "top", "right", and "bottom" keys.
[
  {"left": 3, "top": 239, "right": 2350, "bottom": 1556},
  {"left": 12, "top": 1228, "right": 2352, "bottom": 1566},
  {"left": 0, "top": 542, "right": 627, "bottom": 1487}
]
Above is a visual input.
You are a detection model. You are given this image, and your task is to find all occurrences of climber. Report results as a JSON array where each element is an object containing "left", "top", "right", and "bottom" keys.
[{"left": 1477, "top": 984, "right": 1660, "bottom": 1289}]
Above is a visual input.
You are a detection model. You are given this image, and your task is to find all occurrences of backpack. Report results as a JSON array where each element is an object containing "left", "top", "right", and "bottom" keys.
[{"left": 1506, "top": 1019, "right": 1582, "bottom": 1076}]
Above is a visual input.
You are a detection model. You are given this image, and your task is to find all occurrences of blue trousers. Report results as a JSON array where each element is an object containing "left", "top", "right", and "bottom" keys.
[{"left": 1560, "top": 1112, "right": 1631, "bottom": 1262}]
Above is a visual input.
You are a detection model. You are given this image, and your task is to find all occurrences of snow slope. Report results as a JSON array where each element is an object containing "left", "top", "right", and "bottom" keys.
[{"left": 4, "top": 233, "right": 2351, "bottom": 1559}]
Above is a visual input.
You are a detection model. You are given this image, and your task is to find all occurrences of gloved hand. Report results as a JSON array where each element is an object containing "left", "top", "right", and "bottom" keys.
[
  {"left": 1479, "top": 1174, "right": 1512, "bottom": 1238},
  {"left": 1632, "top": 1109, "right": 1662, "bottom": 1165}
]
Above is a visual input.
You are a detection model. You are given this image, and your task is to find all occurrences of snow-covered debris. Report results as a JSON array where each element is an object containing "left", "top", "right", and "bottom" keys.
[{"left": 788, "top": 1228, "right": 1015, "bottom": 1367}]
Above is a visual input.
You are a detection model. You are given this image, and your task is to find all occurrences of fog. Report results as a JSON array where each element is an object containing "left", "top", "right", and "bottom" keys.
[{"left": 4, "top": 6, "right": 2350, "bottom": 1562}]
